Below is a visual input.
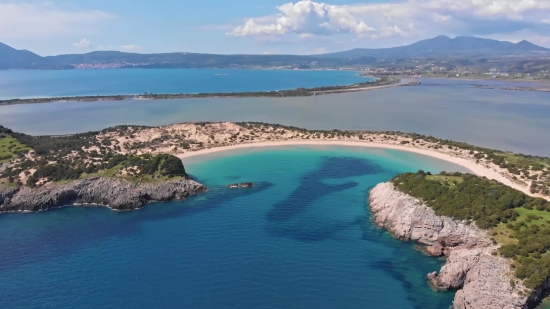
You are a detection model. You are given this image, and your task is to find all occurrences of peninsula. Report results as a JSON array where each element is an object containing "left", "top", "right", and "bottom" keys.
[
  {"left": 370, "top": 171, "right": 550, "bottom": 308},
  {"left": 0, "top": 77, "right": 402, "bottom": 106}
]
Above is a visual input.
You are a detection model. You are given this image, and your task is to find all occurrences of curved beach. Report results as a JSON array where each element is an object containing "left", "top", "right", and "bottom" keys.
[{"left": 177, "top": 140, "right": 535, "bottom": 197}]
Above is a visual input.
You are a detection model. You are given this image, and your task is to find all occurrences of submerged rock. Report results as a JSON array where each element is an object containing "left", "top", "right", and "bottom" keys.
[
  {"left": 0, "top": 177, "right": 206, "bottom": 212},
  {"left": 226, "top": 182, "right": 253, "bottom": 189},
  {"left": 369, "top": 182, "right": 529, "bottom": 309}
]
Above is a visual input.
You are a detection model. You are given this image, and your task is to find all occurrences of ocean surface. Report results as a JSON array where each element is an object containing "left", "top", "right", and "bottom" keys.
[
  {"left": 0, "top": 69, "right": 371, "bottom": 99},
  {"left": 1, "top": 77, "right": 549, "bottom": 156},
  {"left": 0, "top": 146, "right": 467, "bottom": 309}
]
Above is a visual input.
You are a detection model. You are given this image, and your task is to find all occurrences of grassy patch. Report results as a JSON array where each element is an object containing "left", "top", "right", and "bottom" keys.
[
  {"left": 0, "top": 178, "right": 18, "bottom": 189},
  {"left": 492, "top": 224, "right": 518, "bottom": 246},
  {"left": 503, "top": 153, "right": 550, "bottom": 168},
  {"left": 80, "top": 164, "right": 183, "bottom": 184},
  {"left": 425, "top": 174, "right": 464, "bottom": 188},
  {"left": 515, "top": 207, "right": 550, "bottom": 227},
  {"left": 0, "top": 136, "right": 31, "bottom": 163}
]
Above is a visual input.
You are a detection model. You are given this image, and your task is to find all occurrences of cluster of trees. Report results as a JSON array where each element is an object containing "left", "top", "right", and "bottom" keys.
[
  {"left": 26, "top": 164, "right": 82, "bottom": 186},
  {"left": 19, "top": 154, "right": 187, "bottom": 187},
  {"left": 121, "top": 154, "right": 187, "bottom": 178},
  {"left": 391, "top": 171, "right": 528, "bottom": 228},
  {"left": 0, "top": 125, "right": 98, "bottom": 156},
  {"left": 391, "top": 170, "right": 550, "bottom": 289},
  {"left": 0, "top": 125, "right": 189, "bottom": 187}
]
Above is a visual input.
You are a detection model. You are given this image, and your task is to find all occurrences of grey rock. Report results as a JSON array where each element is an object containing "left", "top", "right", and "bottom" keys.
[
  {"left": 0, "top": 177, "right": 206, "bottom": 212},
  {"left": 369, "top": 182, "right": 530, "bottom": 309},
  {"left": 226, "top": 182, "right": 253, "bottom": 189}
]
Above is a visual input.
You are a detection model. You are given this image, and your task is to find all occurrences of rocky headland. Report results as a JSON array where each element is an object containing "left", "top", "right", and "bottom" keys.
[
  {"left": 369, "top": 182, "right": 534, "bottom": 309},
  {"left": 0, "top": 177, "right": 206, "bottom": 213}
]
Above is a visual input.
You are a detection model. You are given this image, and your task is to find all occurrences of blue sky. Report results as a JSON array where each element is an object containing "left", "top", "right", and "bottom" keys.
[{"left": 1, "top": 0, "right": 550, "bottom": 56}]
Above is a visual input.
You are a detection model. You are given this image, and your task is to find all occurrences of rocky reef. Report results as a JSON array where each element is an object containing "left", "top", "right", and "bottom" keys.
[
  {"left": 369, "top": 182, "right": 531, "bottom": 309},
  {"left": 0, "top": 177, "right": 206, "bottom": 212},
  {"left": 226, "top": 182, "right": 253, "bottom": 189}
]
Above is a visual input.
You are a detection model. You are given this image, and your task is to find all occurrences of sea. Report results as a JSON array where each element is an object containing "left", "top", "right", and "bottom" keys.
[
  {"left": 0, "top": 70, "right": 549, "bottom": 156},
  {"left": 0, "top": 146, "right": 467, "bottom": 309},
  {"left": 0, "top": 69, "right": 372, "bottom": 99}
]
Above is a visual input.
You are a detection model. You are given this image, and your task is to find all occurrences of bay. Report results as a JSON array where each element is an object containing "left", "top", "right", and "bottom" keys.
[{"left": 0, "top": 146, "right": 467, "bottom": 309}]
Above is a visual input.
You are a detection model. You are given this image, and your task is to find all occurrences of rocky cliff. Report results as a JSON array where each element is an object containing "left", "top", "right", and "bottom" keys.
[
  {"left": 0, "top": 177, "right": 206, "bottom": 212},
  {"left": 369, "top": 182, "right": 530, "bottom": 309}
]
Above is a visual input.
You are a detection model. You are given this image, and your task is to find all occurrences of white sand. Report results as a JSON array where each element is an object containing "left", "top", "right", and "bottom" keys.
[{"left": 176, "top": 140, "right": 537, "bottom": 197}]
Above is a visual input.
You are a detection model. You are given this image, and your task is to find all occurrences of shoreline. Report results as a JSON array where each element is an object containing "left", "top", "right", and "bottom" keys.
[
  {"left": 0, "top": 77, "right": 402, "bottom": 106},
  {"left": 176, "top": 140, "right": 536, "bottom": 197}
]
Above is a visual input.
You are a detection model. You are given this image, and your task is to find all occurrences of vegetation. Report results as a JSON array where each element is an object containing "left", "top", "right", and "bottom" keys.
[
  {"left": 0, "top": 78, "right": 397, "bottom": 106},
  {"left": 392, "top": 171, "right": 550, "bottom": 289},
  {"left": 0, "top": 134, "right": 31, "bottom": 163},
  {"left": 0, "top": 125, "right": 187, "bottom": 187}
]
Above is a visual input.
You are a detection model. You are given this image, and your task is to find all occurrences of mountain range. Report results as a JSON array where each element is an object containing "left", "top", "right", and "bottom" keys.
[
  {"left": 320, "top": 35, "right": 548, "bottom": 58},
  {"left": 1, "top": 36, "right": 548, "bottom": 70}
]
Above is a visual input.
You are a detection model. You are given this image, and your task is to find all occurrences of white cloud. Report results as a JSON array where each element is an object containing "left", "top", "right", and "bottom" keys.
[
  {"left": 0, "top": 2, "right": 115, "bottom": 39},
  {"left": 122, "top": 45, "right": 143, "bottom": 51},
  {"left": 229, "top": 0, "right": 550, "bottom": 39},
  {"left": 73, "top": 38, "right": 91, "bottom": 49}
]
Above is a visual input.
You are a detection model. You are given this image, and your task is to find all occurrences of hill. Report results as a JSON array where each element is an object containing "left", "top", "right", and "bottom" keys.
[
  {"left": 0, "top": 36, "right": 548, "bottom": 70},
  {"left": 0, "top": 42, "right": 44, "bottom": 69},
  {"left": 321, "top": 35, "right": 549, "bottom": 58}
]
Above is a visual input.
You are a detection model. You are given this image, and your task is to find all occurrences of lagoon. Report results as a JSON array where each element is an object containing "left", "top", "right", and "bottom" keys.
[{"left": 1, "top": 78, "right": 549, "bottom": 156}]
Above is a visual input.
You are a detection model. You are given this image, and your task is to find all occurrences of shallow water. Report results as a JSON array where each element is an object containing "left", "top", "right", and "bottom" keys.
[
  {"left": 0, "top": 146, "right": 467, "bottom": 309},
  {"left": 1, "top": 78, "right": 549, "bottom": 155}
]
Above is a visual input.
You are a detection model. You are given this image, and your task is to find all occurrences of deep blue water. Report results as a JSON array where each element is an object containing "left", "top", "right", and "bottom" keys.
[
  {"left": 0, "top": 146, "right": 466, "bottom": 309},
  {"left": 0, "top": 69, "right": 370, "bottom": 99}
]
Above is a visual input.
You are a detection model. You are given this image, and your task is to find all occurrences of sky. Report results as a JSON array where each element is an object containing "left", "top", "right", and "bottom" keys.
[{"left": 1, "top": 0, "right": 550, "bottom": 56}]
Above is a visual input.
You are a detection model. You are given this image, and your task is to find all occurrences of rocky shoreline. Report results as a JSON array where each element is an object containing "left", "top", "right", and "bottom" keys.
[
  {"left": 368, "top": 182, "right": 535, "bottom": 309},
  {"left": 0, "top": 177, "right": 206, "bottom": 213}
]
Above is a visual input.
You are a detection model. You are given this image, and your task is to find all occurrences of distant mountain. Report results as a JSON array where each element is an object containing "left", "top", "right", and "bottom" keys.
[
  {"left": 0, "top": 36, "right": 548, "bottom": 70},
  {"left": 321, "top": 36, "right": 549, "bottom": 58},
  {"left": 0, "top": 42, "right": 44, "bottom": 69}
]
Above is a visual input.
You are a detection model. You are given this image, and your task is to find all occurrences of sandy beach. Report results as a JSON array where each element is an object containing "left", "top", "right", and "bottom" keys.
[{"left": 176, "top": 140, "right": 537, "bottom": 197}]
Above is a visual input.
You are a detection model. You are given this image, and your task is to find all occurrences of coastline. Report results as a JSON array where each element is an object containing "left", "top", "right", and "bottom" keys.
[
  {"left": 368, "top": 182, "right": 535, "bottom": 309},
  {"left": 175, "top": 140, "right": 536, "bottom": 197},
  {"left": 0, "top": 77, "right": 402, "bottom": 106}
]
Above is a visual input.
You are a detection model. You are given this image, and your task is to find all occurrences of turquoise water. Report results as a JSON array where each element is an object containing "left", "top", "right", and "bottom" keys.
[
  {"left": 0, "top": 146, "right": 467, "bottom": 309},
  {"left": 0, "top": 69, "right": 370, "bottom": 99}
]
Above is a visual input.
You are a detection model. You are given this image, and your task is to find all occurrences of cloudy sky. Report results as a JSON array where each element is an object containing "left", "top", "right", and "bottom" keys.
[{"left": 2, "top": 0, "right": 550, "bottom": 55}]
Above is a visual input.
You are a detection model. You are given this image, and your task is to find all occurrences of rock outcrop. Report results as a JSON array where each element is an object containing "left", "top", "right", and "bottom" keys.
[
  {"left": 369, "top": 182, "right": 529, "bottom": 309},
  {"left": 226, "top": 182, "right": 253, "bottom": 189},
  {"left": 0, "top": 177, "right": 206, "bottom": 212}
]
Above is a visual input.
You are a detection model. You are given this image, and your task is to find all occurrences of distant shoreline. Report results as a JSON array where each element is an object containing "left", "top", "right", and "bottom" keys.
[{"left": 0, "top": 77, "right": 406, "bottom": 106}]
